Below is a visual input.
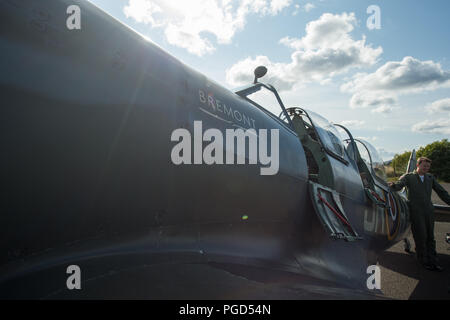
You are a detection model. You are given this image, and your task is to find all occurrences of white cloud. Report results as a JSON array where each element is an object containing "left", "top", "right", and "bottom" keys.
[
  {"left": 342, "top": 56, "right": 450, "bottom": 111},
  {"left": 412, "top": 119, "right": 450, "bottom": 135},
  {"left": 123, "top": 0, "right": 163, "bottom": 26},
  {"left": 304, "top": 3, "right": 315, "bottom": 12},
  {"left": 377, "top": 148, "right": 396, "bottom": 161},
  {"left": 349, "top": 92, "right": 397, "bottom": 109},
  {"left": 371, "top": 105, "right": 394, "bottom": 114},
  {"left": 426, "top": 98, "right": 450, "bottom": 113},
  {"left": 123, "top": 0, "right": 292, "bottom": 56},
  {"left": 225, "top": 55, "right": 294, "bottom": 90},
  {"left": 269, "top": 0, "right": 293, "bottom": 15},
  {"left": 342, "top": 57, "right": 450, "bottom": 93},
  {"left": 358, "top": 136, "right": 378, "bottom": 142},
  {"left": 226, "top": 12, "right": 382, "bottom": 90},
  {"left": 340, "top": 120, "right": 365, "bottom": 127}
]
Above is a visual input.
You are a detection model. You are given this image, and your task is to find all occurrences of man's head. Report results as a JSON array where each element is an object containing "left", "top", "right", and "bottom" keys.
[{"left": 416, "top": 157, "right": 432, "bottom": 175}]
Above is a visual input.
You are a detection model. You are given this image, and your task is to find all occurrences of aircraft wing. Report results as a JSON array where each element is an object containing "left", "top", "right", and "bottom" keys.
[{"left": 433, "top": 204, "right": 450, "bottom": 215}]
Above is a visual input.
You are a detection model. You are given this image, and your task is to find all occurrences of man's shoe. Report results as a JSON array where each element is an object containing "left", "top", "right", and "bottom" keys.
[
  {"left": 404, "top": 239, "right": 412, "bottom": 254},
  {"left": 432, "top": 264, "right": 444, "bottom": 272},
  {"left": 423, "top": 263, "right": 435, "bottom": 271},
  {"left": 423, "top": 263, "right": 445, "bottom": 272}
]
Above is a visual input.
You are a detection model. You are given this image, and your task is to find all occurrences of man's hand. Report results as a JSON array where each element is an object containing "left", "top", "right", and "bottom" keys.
[{"left": 388, "top": 182, "right": 395, "bottom": 188}]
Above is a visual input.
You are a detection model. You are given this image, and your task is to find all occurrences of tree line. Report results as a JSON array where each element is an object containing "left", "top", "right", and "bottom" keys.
[{"left": 390, "top": 139, "right": 450, "bottom": 182}]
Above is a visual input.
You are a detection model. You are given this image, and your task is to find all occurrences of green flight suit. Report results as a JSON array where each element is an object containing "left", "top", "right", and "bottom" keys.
[{"left": 391, "top": 172, "right": 450, "bottom": 265}]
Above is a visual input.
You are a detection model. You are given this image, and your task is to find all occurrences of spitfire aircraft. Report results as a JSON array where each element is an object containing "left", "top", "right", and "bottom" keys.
[{"left": 0, "top": 0, "right": 437, "bottom": 299}]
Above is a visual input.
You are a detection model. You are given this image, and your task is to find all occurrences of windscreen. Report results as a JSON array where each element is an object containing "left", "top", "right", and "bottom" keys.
[
  {"left": 355, "top": 140, "right": 371, "bottom": 167},
  {"left": 357, "top": 139, "right": 387, "bottom": 181},
  {"left": 246, "top": 87, "right": 289, "bottom": 124},
  {"left": 305, "top": 110, "right": 346, "bottom": 159}
]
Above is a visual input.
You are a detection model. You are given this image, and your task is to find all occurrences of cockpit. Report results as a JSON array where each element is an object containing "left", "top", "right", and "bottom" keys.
[
  {"left": 353, "top": 139, "right": 388, "bottom": 183},
  {"left": 235, "top": 77, "right": 350, "bottom": 189},
  {"left": 303, "top": 110, "right": 347, "bottom": 161},
  {"left": 236, "top": 78, "right": 390, "bottom": 193},
  {"left": 234, "top": 66, "right": 399, "bottom": 242}
]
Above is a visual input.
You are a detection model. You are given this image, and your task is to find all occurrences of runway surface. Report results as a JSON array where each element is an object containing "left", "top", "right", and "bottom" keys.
[{"left": 378, "top": 212, "right": 450, "bottom": 300}]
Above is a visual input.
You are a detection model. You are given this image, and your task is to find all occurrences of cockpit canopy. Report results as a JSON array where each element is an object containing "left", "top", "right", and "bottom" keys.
[
  {"left": 235, "top": 77, "right": 388, "bottom": 182},
  {"left": 305, "top": 110, "right": 346, "bottom": 160},
  {"left": 354, "top": 139, "right": 387, "bottom": 182}
]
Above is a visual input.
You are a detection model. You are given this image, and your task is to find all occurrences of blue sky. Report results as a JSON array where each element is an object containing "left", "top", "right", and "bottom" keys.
[{"left": 89, "top": 0, "right": 450, "bottom": 160}]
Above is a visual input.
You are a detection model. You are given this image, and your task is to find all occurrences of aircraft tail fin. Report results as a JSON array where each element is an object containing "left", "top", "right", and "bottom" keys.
[{"left": 406, "top": 149, "right": 416, "bottom": 174}]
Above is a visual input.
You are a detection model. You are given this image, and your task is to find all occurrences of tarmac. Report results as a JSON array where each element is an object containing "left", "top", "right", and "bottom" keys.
[{"left": 378, "top": 183, "right": 450, "bottom": 300}]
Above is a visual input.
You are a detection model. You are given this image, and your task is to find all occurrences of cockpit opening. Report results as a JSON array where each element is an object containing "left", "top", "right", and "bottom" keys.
[
  {"left": 285, "top": 107, "right": 349, "bottom": 189},
  {"left": 234, "top": 68, "right": 347, "bottom": 190},
  {"left": 246, "top": 87, "right": 291, "bottom": 125},
  {"left": 354, "top": 139, "right": 388, "bottom": 184}
]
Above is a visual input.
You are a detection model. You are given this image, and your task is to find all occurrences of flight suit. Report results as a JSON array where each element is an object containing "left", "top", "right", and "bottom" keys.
[{"left": 391, "top": 172, "right": 450, "bottom": 265}]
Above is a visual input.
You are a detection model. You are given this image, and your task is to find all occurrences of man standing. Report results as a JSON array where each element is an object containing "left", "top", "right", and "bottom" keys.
[{"left": 389, "top": 157, "right": 450, "bottom": 271}]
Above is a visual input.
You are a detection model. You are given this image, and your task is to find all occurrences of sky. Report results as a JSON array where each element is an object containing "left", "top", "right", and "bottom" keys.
[{"left": 89, "top": 0, "right": 450, "bottom": 160}]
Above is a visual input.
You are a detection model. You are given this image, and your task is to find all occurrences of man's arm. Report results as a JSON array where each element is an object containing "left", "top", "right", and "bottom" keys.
[
  {"left": 389, "top": 174, "right": 408, "bottom": 191},
  {"left": 432, "top": 177, "right": 450, "bottom": 205}
]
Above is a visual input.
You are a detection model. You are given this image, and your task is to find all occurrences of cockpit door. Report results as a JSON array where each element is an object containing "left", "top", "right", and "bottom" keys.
[{"left": 309, "top": 181, "right": 362, "bottom": 241}]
